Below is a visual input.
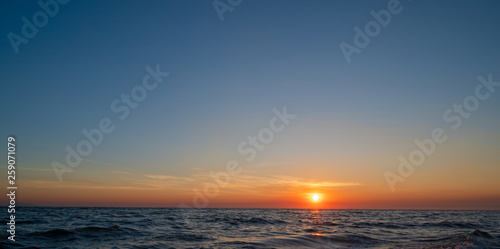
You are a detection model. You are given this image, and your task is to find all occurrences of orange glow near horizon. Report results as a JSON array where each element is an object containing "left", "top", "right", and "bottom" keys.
[{"left": 13, "top": 163, "right": 500, "bottom": 210}]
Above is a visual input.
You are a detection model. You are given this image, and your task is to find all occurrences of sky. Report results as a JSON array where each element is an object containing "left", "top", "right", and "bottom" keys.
[{"left": 1, "top": 0, "right": 499, "bottom": 209}]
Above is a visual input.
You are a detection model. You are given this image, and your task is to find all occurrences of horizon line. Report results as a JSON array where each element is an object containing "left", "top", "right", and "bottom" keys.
[{"left": 12, "top": 205, "right": 500, "bottom": 211}]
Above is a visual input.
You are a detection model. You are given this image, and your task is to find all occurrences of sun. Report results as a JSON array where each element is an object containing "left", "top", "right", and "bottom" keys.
[{"left": 312, "top": 194, "right": 320, "bottom": 202}]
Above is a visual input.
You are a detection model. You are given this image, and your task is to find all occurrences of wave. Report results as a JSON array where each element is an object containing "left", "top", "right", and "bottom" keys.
[
  {"left": 205, "top": 216, "right": 287, "bottom": 225},
  {"left": 259, "top": 230, "right": 500, "bottom": 248},
  {"left": 237, "top": 217, "right": 287, "bottom": 224},
  {"left": 154, "top": 232, "right": 214, "bottom": 241},
  {"left": 28, "top": 225, "right": 141, "bottom": 238},
  {"left": 342, "top": 220, "right": 481, "bottom": 230},
  {"left": 422, "top": 221, "right": 479, "bottom": 229},
  {"left": 299, "top": 219, "right": 340, "bottom": 226},
  {"left": 419, "top": 230, "right": 499, "bottom": 249},
  {"left": 29, "top": 228, "right": 75, "bottom": 237},
  {"left": 350, "top": 221, "right": 405, "bottom": 229},
  {"left": 471, "top": 229, "right": 494, "bottom": 239},
  {"left": 263, "top": 233, "right": 384, "bottom": 248},
  {"left": 15, "top": 219, "right": 45, "bottom": 224}
]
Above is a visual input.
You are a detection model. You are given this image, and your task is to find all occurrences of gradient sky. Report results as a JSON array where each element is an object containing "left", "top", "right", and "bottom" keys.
[{"left": 1, "top": 0, "right": 499, "bottom": 209}]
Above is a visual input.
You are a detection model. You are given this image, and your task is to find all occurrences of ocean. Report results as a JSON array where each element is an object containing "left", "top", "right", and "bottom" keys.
[{"left": 2, "top": 207, "right": 499, "bottom": 248}]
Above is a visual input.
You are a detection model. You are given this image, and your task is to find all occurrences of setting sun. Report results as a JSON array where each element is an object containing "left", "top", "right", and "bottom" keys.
[{"left": 312, "top": 194, "right": 320, "bottom": 202}]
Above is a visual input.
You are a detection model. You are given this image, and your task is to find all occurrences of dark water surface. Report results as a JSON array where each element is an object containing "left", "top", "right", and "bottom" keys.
[{"left": 2, "top": 207, "right": 500, "bottom": 248}]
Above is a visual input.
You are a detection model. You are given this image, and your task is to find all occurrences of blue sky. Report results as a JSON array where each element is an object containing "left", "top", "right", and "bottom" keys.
[{"left": 1, "top": 0, "right": 499, "bottom": 208}]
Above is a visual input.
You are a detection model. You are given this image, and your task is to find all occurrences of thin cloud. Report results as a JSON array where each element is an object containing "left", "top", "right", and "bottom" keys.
[
  {"left": 144, "top": 174, "right": 195, "bottom": 182},
  {"left": 109, "top": 170, "right": 133, "bottom": 175}
]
